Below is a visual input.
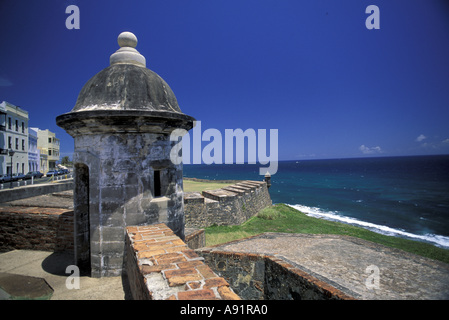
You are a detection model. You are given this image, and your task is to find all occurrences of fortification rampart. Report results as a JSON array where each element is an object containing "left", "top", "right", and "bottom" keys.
[
  {"left": 0, "top": 189, "right": 359, "bottom": 300},
  {"left": 0, "top": 179, "right": 74, "bottom": 203},
  {"left": 125, "top": 223, "right": 240, "bottom": 300},
  {"left": 0, "top": 206, "right": 74, "bottom": 253},
  {"left": 124, "top": 224, "right": 354, "bottom": 300},
  {"left": 0, "top": 179, "right": 271, "bottom": 253},
  {"left": 197, "top": 245, "right": 355, "bottom": 300},
  {"left": 0, "top": 190, "right": 206, "bottom": 253},
  {"left": 184, "top": 180, "right": 272, "bottom": 228}
]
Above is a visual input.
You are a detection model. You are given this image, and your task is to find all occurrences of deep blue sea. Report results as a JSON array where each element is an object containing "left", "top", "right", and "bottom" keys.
[{"left": 183, "top": 155, "right": 449, "bottom": 248}]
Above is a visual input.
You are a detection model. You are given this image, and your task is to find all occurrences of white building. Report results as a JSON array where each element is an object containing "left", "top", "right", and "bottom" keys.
[
  {"left": 0, "top": 101, "right": 29, "bottom": 176},
  {"left": 28, "top": 127, "right": 40, "bottom": 172}
]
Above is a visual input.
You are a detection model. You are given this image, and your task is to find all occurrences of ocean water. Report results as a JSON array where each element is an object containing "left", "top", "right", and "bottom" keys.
[{"left": 183, "top": 155, "right": 449, "bottom": 248}]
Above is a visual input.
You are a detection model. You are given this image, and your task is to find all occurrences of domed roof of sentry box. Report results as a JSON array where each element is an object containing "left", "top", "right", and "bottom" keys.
[
  {"left": 70, "top": 32, "right": 182, "bottom": 114},
  {"left": 56, "top": 32, "right": 195, "bottom": 136}
]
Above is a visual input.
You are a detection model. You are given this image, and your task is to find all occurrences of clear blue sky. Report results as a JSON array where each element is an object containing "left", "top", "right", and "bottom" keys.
[{"left": 1, "top": 0, "right": 448, "bottom": 161}]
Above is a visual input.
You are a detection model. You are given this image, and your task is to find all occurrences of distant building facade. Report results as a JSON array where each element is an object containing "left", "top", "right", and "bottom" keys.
[
  {"left": 0, "top": 101, "right": 29, "bottom": 176},
  {"left": 0, "top": 102, "right": 6, "bottom": 173},
  {"left": 33, "top": 128, "right": 60, "bottom": 172},
  {"left": 28, "top": 128, "right": 40, "bottom": 172},
  {"left": 0, "top": 102, "right": 6, "bottom": 174}
]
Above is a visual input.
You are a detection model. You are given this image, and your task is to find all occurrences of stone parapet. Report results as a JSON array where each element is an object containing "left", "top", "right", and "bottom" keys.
[
  {"left": 185, "top": 228, "right": 206, "bottom": 249},
  {"left": 197, "top": 243, "right": 355, "bottom": 300},
  {"left": 125, "top": 223, "right": 240, "bottom": 300},
  {"left": 184, "top": 180, "right": 272, "bottom": 228},
  {"left": 0, "top": 180, "right": 74, "bottom": 203},
  {"left": 0, "top": 206, "right": 74, "bottom": 253}
]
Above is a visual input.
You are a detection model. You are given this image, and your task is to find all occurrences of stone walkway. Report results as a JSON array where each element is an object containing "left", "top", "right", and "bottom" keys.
[
  {"left": 0, "top": 250, "right": 128, "bottom": 300},
  {"left": 207, "top": 233, "right": 449, "bottom": 300},
  {"left": 1, "top": 191, "right": 74, "bottom": 209}
]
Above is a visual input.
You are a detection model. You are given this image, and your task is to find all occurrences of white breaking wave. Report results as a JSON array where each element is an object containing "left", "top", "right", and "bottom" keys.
[{"left": 287, "top": 204, "right": 449, "bottom": 248}]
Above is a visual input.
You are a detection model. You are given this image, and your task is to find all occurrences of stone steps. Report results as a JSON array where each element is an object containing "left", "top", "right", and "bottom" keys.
[
  {"left": 184, "top": 180, "right": 272, "bottom": 228},
  {"left": 184, "top": 180, "right": 267, "bottom": 204}
]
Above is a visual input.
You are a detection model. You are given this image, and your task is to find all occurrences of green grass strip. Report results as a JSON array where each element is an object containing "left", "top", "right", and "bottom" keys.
[{"left": 205, "top": 203, "right": 449, "bottom": 264}]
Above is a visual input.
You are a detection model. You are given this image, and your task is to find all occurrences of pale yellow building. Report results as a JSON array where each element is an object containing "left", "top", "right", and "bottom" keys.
[{"left": 32, "top": 128, "right": 60, "bottom": 173}]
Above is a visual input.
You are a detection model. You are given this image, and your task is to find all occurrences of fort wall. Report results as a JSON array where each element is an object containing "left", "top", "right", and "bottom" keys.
[
  {"left": 124, "top": 223, "right": 355, "bottom": 300},
  {"left": 0, "top": 180, "right": 74, "bottom": 203},
  {"left": 184, "top": 180, "right": 272, "bottom": 228},
  {"left": 0, "top": 206, "right": 204, "bottom": 253},
  {"left": 125, "top": 223, "right": 240, "bottom": 300},
  {"left": 197, "top": 245, "right": 355, "bottom": 300},
  {"left": 0, "top": 179, "right": 272, "bottom": 252},
  {"left": 0, "top": 178, "right": 273, "bottom": 253},
  {"left": 0, "top": 206, "right": 74, "bottom": 253}
]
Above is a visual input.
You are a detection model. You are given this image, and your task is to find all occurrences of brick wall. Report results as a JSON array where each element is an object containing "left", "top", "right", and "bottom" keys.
[
  {"left": 0, "top": 206, "right": 74, "bottom": 253},
  {"left": 184, "top": 180, "right": 272, "bottom": 228},
  {"left": 125, "top": 223, "right": 241, "bottom": 300}
]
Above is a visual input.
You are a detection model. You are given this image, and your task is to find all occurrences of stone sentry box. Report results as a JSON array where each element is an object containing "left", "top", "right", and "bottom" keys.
[{"left": 57, "top": 32, "right": 195, "bottom": 277}]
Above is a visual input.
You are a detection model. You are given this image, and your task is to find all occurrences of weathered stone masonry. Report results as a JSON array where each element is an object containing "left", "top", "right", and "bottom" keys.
[
  {"left": 197, "top": 244, "right": 355, "bottom": 300},
  {"left": 184, "top": 180, "right": 272, "bottom": 228},
  {"left": 56, "top": 32, "right": 195, "bottom": 277},
  {"left": 0, "top": 178, "right": 273, "bottom": 254},
  {"left": 125, "top": 223, "right": 355, "bottom": 300},
  {"left": 0, "top": 189, "right": 357, "bottom": 300},
  {"left": 125, "top": 223, "right": 240, "bottom": 300},
  {"left": 0, "top": 200, "right": 204, "bottom": 254},
  {"left": 0, "top": 206, "right": 73, "bottom": 253}
]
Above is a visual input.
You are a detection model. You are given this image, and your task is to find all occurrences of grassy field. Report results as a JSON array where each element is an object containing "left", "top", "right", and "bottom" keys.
[
  {"left": 205, "top": 203, "right": 449, "bottom": 264},
  {"left": 183, "top": 179, "right": 233, "bottom": 192}
]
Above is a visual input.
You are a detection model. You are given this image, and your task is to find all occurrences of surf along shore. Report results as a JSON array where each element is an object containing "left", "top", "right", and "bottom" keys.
[{"left": 186, "top": 178, "right": 449, "bottom": 265}]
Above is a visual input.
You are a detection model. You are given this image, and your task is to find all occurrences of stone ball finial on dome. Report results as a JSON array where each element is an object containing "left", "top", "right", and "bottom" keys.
[
  {"left": 110, "top": 31, "right": 146, "bottom": 67},
  {"left": 117, "top": 32, "right": 138, "bottom": 48}
]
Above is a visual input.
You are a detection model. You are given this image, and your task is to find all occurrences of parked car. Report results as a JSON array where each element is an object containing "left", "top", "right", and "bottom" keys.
[
  {"left": 57, "top": 168, "right": 70, "bottom": 175},
  {"left": 46, "top": 170, "right": 58, "bottom": 177},
  {"left": 25, "top": 171, "right": 44, "bottom": 179},
  {"left": 0, "top": 174, "right": 12, "bottom": 183},
  {"left": 12, "top": 173, "right": 26, "bottom": 181}
]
